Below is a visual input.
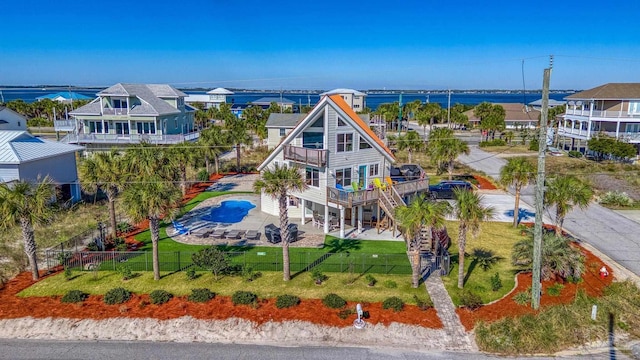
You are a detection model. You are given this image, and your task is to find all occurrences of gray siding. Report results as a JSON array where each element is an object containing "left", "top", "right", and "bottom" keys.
[
  {"left": 18, "top": 153, "right": 78, "bottom": 184},
  {"left": 0, "top": 166, "right": 19, "bottom": 182}
]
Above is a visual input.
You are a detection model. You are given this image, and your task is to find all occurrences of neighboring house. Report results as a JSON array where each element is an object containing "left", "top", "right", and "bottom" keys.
[
  {"left": 251, "top": 97, "right": 294, "bottom": 110},
  {"left": 0, "top": 106, "right": 27, "bottom": 131},
  {"left": 560, "top": 83, "right": 640, "bottom": 155},
  {"left": 0, "top": 130, "right": 83, "bottom": 202},
  {"left": 184, "top": 87, "right": 234, "bottom": 109},
  {"left": 265, "top": 113, "right": 306, "bottom": 150},
  {"left": 320, "top": 88, "right": 367, "bottom": 112},
  {"left": 528, "top": 98, "right": 566, "bottom": 111},
  {"left": 258, "top": 95, "right": 428, "bottom": 238},
  {"left": 36, "top": 92, "right": 92, "bottom": 103},
  {"left": 56, "top": 83, "right": 197, "bottom": 150},
  {"left": 465, "top": 103, "right": 541, "bottom": 130}
]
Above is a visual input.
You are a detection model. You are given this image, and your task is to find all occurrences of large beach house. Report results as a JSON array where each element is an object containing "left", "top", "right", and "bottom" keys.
[
  {"left": 320, "top": 88, "right": 367, "bottom": 112},
  {"left": 0, "top": 106, "right": 27, "bottom": 131},
  {"left": 258, "top": 94, "right": 428, "bottom": 238},
  {"left": 560, "top": 83, "right": 640, "bottom": 155},
  {"left": 56, "top": 83, "right": 197, "bottom": 149}
]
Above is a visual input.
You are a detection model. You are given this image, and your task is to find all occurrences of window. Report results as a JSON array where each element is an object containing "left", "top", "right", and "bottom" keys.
[
  {"left": 359, "top": 136, "right": 372, "bottom": 150},
  {"left": 629, "top": 102, "right": 640, "bottom": 115},
  {"left": 113, "top": 99, "right": 126, "bottom": 109},
  {"left": 354, "top": 104, "right": 360, "bottom": 108},
  {"left": 335, "top": 168, "right": 352, "bottom": 187},
  {"left": 17, "top": 122, "right": 21, "bottom": 127},
  {"left": 288, "top": 196, "right": 299, "bottom": 207},
  {"left": 305, "top": 167, "right": 319, "bottom": 187},
  {"left": 279, "top": 128, "right": 286, "bottom": 136},
  {"left": 88, "top": 121, "right": 108, "bottom": 134},
  {"left": 337, "top": 117, "right": 347, "bottom": 127},
  {"left": 337, "top": 133, "right": 353, "bottom": 152},
  {"left": 369, "top": 163, "right": 379, "bottom": 177},
  {"left": 136, "top": 122, "right": 156, "bottom": 134}
]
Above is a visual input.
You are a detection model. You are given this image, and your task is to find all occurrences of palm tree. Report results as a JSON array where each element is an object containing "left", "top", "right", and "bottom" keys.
[
  {"left": 0, "top": 177, "right": 55, "bottom": 280},
  {"left": 473, "top": 102, "right": 505, "bottom": 141},
  {"left": 453, "top": 188, "right": 494, "bottom": 289},
  {"left": 253, "top": 164, "right": 308, "bottom": 281},
  {"left": 79, "top": 149, "right": 127, "bottom": 237},
  {"left": 396, "top": 195, "right": 451, "bottom": 288},
  {"left": 168, "top": 142, "right": 198, "bottom": 196},
  {"left": 199, "top": 125, "right": 231, "bottom": 174},
  {"left": 225, "top": 116, "right": 253, "bottom": 172},
  {"left": 427, "top": 127, "right": 469, "bottom": 179},
  {"left": 544, "top": 175, "right": 593, "bottom": 236},
  {"left": 512, "top": 231, "right": 584, "bottom": 281},
  {"left": 396, "top": 130, "right": 424, "bottom": 163},
  {"left": 499, "top": 157, "right": 536, "bottom": 227},
  {"left": 121, "top": 175, "right": 182, "bottom": 281}
]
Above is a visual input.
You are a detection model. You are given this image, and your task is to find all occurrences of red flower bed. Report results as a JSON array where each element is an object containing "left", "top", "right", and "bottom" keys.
[
  {"left": 456, "top": 245, "right": 612, "bottom": 331},
  {"left": 473, "top": 175, "right": 497, "bottom": 190}
]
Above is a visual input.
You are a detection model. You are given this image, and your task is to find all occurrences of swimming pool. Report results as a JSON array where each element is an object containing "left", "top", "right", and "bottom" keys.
[{"left": 201, "top": 200, "right": 256, "bottom": 223}]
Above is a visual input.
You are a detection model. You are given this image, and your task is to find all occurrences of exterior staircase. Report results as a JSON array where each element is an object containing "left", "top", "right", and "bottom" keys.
[{"left": 377, "top": 185, "right": 406, "bottom": 232}]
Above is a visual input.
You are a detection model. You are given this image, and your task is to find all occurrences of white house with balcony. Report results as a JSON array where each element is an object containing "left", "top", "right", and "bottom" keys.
[
  {"left": 320, "top": 88, "right": 367, "bottom": 112},
  {"left": 0, "top": 106, "right": 27, "bottom": 131},
  {"left": 56, "top": 83, "right": 197, "bottom": 150},
  {"left": 184, "top": 87, "right": 234, "bottom": 109},
  {"left": 560, "top": 83, "right": 640, "bottom": 154},
  {"left": 258, "top": 94, "right": 428, "bottom": 239}
]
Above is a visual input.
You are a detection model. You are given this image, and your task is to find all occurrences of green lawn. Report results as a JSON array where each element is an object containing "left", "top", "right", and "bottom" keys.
[
  {"left": 19, "top": 270, "right": 428, "bottom": 303},
  {"left": 441, "top": 221, "right": 521, "bottom": 305}
]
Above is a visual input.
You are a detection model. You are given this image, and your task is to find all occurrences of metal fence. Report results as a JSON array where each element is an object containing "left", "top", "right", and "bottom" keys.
[{"left": 45, "top": 249, "right": 413, "bottom": 275}]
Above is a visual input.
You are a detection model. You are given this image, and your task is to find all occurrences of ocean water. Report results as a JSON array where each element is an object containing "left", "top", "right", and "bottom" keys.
[{"left": 0, "top": 87, "right": 571, "bottom": 111}]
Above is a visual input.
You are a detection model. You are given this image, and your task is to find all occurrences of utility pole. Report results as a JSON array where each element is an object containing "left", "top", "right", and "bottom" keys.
[
  {"left": 398, "top": 92, "right": 403, "bottom": 135},
  {"left": 532, "top": 55, "right": 553, "bottom": 309},
  {"left": 447, "top": 89, "right": 451, "bottom": 128}
]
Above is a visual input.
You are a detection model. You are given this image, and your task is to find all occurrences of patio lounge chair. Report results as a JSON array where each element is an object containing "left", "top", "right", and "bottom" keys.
[
  {"left": 329, "top": 217, "right": 340, "bottom": 231},
  {"left": 191, "top": 225, "right": 213, "bottom": 238},
  {"left": 225, "top": 229, "right": 244, "bottom": 239},
  {"left": 351, "top": 181, "right": 360, "bottom": 191},
  {"left": 210, "top": 229, "right": 227, "bottom": 239},
  {"left": 244, "top": 230, "right": 260, "bottom": 240},
  {"left": 373, "top": 178, "right": 386, "bottom": 190},
  {"left": 287, "top": 223, "right": 298, "bottom": 242}
]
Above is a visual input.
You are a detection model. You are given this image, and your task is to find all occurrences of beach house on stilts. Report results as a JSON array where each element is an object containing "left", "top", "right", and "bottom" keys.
[{"left": 257, "top": 94, "right": 430, "bottom": 239}]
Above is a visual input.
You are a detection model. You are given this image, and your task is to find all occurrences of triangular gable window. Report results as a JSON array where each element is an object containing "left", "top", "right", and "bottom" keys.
[
  {"left": 359, "top": 136, "right": 372, "bottom": 150},
  {"left": 337, "top": 117, "right": 347, "bottom": 127}
]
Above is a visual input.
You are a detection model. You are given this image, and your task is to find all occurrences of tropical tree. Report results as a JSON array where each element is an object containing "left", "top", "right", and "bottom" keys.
[
  {"left": 473, "top": 102, "right": 506, "bottom": 141},
  {"left": 396, "top": 195, "right": 451, "bottom": 288},
  {"left": 253, "top": 163, "right": 308, "bottom": 281},
  {"left": 427, "top": 127, "right": 470, "bottom": 179},
  {"left": 453, "top": 189, "right": 494, "bottom": 288},
  {"left": 0, "top": 177, "right": 55, "bottom": 280},
  {"left": 224, "top": 116, "right": 253, "bottom": 172},
  {"left": 449, "top": 103, "right": 470, "bottom": 130},
  {"left": 121, "top": 175, "right": 182, "bottom": 281},
  {"left": 544, "top": 175, "right": 593, "bottom": 236},
  {"left": 198, "top": 125, "right": 231, "bottom": 174},
  {"left": 168, "top": 142, "right": 199, "bottom": 196},
  {"left": 375, "top": 102, "right": 400, "bottom": 130},
  {"left": 396, "top": 130, "right": 424, "bottom": 163},
  {"left": 512, "top": 231, "right": 584, "bottom": 281},
  {"left": 499, "top": 157, "right": 536, "bottom": 227},
  {"left": 79, "top": 149, "right": 127, "bottom": 238},
  {"left": 242, "top": 105, "right": 267, "bottom": 140}
]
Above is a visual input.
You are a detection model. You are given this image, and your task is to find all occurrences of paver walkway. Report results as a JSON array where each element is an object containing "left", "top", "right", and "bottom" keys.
[{"left": 424, "top": 276, "right": 478, "bottom": 351}]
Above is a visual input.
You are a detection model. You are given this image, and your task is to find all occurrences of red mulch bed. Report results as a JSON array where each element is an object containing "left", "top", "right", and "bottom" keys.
[
  {"left": 473, "top": 175, "right": 497, "bottom": 190},
  {"left": 456, "top": 244, "right": 613, "bottom": 331},
  {"left": 0, "top": 271, "right": 441, "bottom": 328}
]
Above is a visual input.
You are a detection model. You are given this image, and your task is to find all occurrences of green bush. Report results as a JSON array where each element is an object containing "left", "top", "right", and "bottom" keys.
[
  {"left": 546, "top": 283, "right": 564, "bottom": 297},
  {"left": 192, "top": 246, "right": 230, "bottom": 280},
  {"left": 103, "top": 287, "right": 131, "bottom": 305},
  {"left": 460, "top": 291, "right": 483, "bottom": 310},
  {"left": 599, "top": 191, "right": 633, "bottom": 207},
  {"left": 413, "top": 295, "right": 433, "bottom": 310},
  {"left": 471, "top": 248, "right": 502, "bottom": 271},
  {"left": 117, "top": 222, "right": 134, "bottom": 234},
  {"left": 188, "top": 288, "right": 215, "bottom": 303},
  {"left": 479, "top": 139, "right": 507, "bottom": 147},
  {"left": 64, "top": 266, "right": 73, "bottom": 280},
  {"left": 322, "top": 293, "right": 346, "bottom": 309},
  {"left": 310, "top": 267, "right": 327, "bottom": 284},
  {"left": 61, "top": 290, "right": 87, "bottom": 303},
  {"left": 365, "top": 274, "right": 377, "bottom": 286},
  {"left": 232, "top": 291, "right": 257, "bottom": 305},
  {"left": 383, "top": 280, "right": 397, "bottom": 289},
  {"left": 149, "top": 290, "right": 173, "bottom": 305},
  {"left": 338, "top": 308, "right": 355, "bottom": 319},
  {"left": 513, "top": 290, "right": 530, "bottom": 305},
  {"left": 57, "top": 252, "right": 72, "bottom": 266},
  {"left": 117, "top": 265, "right": 133, "bottom": 280},
  {"left": 275, "top": 294, "right": 300, "bottom": 309},
  {"left": 242, "top": 266, "right": 262, "bottom": 282},
  {"left": 382, "top": 296, "right": 405, "bottom": 312},
  {"left": 186, "top": 267, "right": 197, "bottom": 280},
  {"left": 490, "top": 272, "right": 503, "bottom": 292},
  {"left": 197, "top": 169, "right": 210, "bottom": 182},
  {"left": 568, "top": 150, "right": 583, "bottom": 158},
  {"left": 529, "top": 138, "right": 539, "bottom": 151}
]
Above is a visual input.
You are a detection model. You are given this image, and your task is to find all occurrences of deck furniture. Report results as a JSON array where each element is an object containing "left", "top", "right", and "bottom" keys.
[
  {"left": 287, "top": 223, "right": 299, "bottom": 242},
  {"left": 244, "top": 230, "right": 260, "bottom": 240},
  {"left": 225, "top": 229, "right": 244, "bottom": 239},
  {"left": 210, "top": 229, "right": 227, "bottom": 239}
]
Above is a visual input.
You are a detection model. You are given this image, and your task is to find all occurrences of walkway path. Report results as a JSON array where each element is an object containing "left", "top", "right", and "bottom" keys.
[{"left": 424, "top": 276, "right": 477, "bottom": 351}]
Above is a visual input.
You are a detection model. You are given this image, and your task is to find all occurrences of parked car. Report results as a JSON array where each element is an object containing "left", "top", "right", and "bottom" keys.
[{"left": 428, "top": 180, "right": 473, "bottom": 200}]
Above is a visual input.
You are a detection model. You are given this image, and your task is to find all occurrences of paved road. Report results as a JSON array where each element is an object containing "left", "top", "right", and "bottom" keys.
[
  {"left": 0, "top": 339, "right": 630, "bottom": 360},
  {"left": 458, "top": 145, "right": 640, "bottom": 278}
]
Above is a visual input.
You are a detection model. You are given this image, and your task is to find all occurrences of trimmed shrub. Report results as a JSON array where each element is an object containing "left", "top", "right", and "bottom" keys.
[
  {"left": 61, "top": 290, "right": 87, "bottom": 303},
  {"left": 242, "top": 266, "right": 262, "bottom": 282},
  {"left": 149, "top": 290, "right": 173, "bottom": 305},
  {"left": 413, "top": 295, "right": 433, "bottom": 310},
  {"left": 117, "top": 265, "right": 133, "bottom": 280},
  {"left": 599, "top": 191, "right": 633, "bottom": 207},
  {"left": 546, "top": 283, "right": 564, "bottom": 297},
  {"left": 365, "top": 274, "right": 377, "bottom": 286},
  {"left": 104, "top": 287, "right": 131, "bottom": 305},
  {"left": 310, "top": 268, "right": 327, "bottom": 284},
  {"left": 513, "top": 290, "right": 530, "bottom": 305},
  {"left": 568, "top": 150, "right": 583, "bottom": 158},
  {"left": 232, "top": 291, "right": 257, "bottom": 306},
  {"left": 188, "top": 288, "right": 215, "bottom": 303},
  {"left": 383, "top": 280, "right": 397, "bottom": 289},
  {"left": 192, "top": 247, "right": 230, "bottom": 280},
  {"left": 529, "top": 138, "right": 539, "bottom": 151},
  {"left": 382, "top": 296, "right": 405, "bottom": 312},
  {"left": 460, "top": 291, "right": 483, "bottom": 310},
  {"left": 322, "top": 293, "right": 346, "bottom": 309},
  {"left": 490, "top": 272, "right": 503, "bottom": 292},
  {"left": 117, "top": 222, "right": 134, "bottom": 234},
  {"left": 185, "top": 267, "right": 197, "bottom": 280},
  {"left": 275, "top": 294, "right": 300, "bottom": 309},
  {"left": 64, "top": 266, "right": 73, "bottom": 280}
]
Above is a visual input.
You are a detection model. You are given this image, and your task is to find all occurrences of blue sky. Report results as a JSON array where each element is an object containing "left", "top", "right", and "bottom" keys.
[{"left": 1, "top": 0, "right": 639, "bottom": 90}]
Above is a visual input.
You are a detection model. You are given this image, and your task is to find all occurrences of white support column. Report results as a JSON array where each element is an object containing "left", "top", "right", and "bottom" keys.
[
  {"left": 300, "top": 199, "right": 306, "bottom": 225},
  {"left": 357, "top": 206, "right": 364, "bottom": 233},
  {"left": 351, "top": 207, "right": 356, "bottom": 227},
  {"left": 616, "top": 121, "right": 621, "bottom": 139},
  {"left": 339, "top": 206, "right": 345, "bottom": 239},
  {"left": 324, "top": 205, "right": 329, "bottom": 234}
]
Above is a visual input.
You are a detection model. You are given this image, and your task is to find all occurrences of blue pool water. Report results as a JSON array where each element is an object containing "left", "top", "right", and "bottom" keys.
[{"left": 202, "top": 200, "right": 256, "bottom": 223}]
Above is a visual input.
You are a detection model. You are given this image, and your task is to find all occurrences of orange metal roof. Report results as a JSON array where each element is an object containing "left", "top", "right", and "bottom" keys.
[{"left": 329, "top": 94, "right": 395, "bottom": 160}]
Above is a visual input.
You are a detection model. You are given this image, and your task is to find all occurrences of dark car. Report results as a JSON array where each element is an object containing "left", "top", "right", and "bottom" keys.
[{"left": 428, "top": 180, "right": 473, "bottom": 200}]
